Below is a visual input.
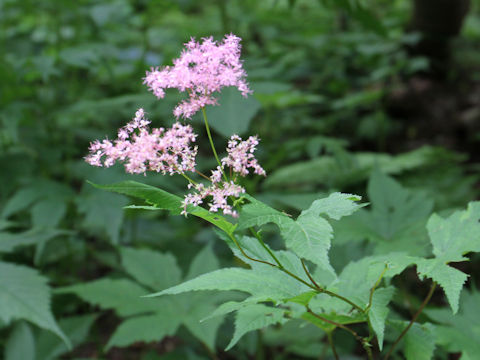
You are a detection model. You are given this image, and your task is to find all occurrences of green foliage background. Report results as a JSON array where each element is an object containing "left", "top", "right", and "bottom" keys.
[{"left": 1, "top": 0, "right": 480, "bottom": 359}]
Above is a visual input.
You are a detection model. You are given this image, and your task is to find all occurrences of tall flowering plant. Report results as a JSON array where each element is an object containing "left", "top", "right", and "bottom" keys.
[{"left": 85, "top": 35, "right": 480, "bottom": 359}]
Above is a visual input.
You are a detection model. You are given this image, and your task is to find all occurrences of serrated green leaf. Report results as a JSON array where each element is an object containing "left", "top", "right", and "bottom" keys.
[
  {"left": 301, "top": 310, "right": 367, "bottom": 332},
  {"left": 36, "top": 314, "right": 98, "bottom": 360},
  {"left": 56, "top": 278, "right": 159, "bottom": 317},
  {"left": 425, "top": 289, "right": 480, "bottom": 359},
  {"left": 226, "top": 304, "right": 287, "bottom": 350},
  {"left": 0, "top": 261, "right": 69, "bottom": 347},
  {"left": 76, "top": 190, "right": 127, "bottom": 244},
  {"left": 238, "top": 195, "right": 360, "bottom": 272},
  {"left": 148, "top": 267, "right": 309, "bottom": 301},
  {"left": 302, "top": 192, "right": 363, "bottom": 220},
  {"left": 106, "top": 313, "right": 180, "bottom": 349},
  {"left": 90, "top": 180, "right": 182, "bottom": 214},
  {"left": 368, "top": 287, "right": 395, "bottom": 350},
  {"left": 337, "top": 171, "right": 434, "bottom": 256},
  {"left": 90, "top": 181, "right": 236, "bottom": 234},
  {"left": 181, "top": 294, "right": 225, "bottom": 350},
  {"left": 285, "top": 291, "right": 318, "bottom": 306},
  {"left": 201, "top": 299, "right": 258, "bottom": 322},
  {"left": 120, "top": 247, "right": 182, "bottom": 291},
  {"left": 265, "top": 147, "right": 446, "bottom": 189},
  {"left": 31, "top": 199, "right": 67, "bottom": 229},
  {"left": 0, "top": 228, "right": 69, "bottom": 254},
  {"left": 185, "top": 244, "right": 220, "bottom": 280},
  {"left": 427, "top": 202, "right": 480, "bottom": 262},
  {"left": 404, "top": 323, "right": 436, "bottom": 360},
  {"left": 4, "top": 322, "right": 35, "bottom": 360},
  {"left": 284, "top": 212, "right": 334, "bottom": 272},
  {"left": 416, "top": 258, "right": 467, "bottom": 314}
]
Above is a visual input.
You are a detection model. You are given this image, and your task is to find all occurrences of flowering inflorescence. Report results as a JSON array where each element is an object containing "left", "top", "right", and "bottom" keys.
[
  {"left": 143, "top": 34, "right": 251, "bottom": 119},
  {"left": 86, "top": 34, "right": 265, "bottom": 218},
  {"left": 180, "top": 134, "right": 266, "bottom": 217},
  {"left": 85, "top": 109, "right": 197, "bottom": 175}
]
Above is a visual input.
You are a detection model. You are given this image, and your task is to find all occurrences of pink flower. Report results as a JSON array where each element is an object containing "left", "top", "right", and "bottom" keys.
[
  {"left": 182, "top": 181, "right": 245, "bottom": 218},
  {"left": 222, "top": 135, "right": 266, "bottom": 177},
  {"left": 85, "top": 108, "right": 198, "bottom": 175},
  {"left": 143, "top": 34, "right": 252, "bottom": 119}
]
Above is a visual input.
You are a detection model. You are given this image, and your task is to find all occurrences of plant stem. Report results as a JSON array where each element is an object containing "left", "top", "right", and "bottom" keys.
[
  {"left": 300, "top": 259, "right": 364, "bottom": 313},
  {"left": 229, "top": 232, "right": 364, "bottom": 313},
  {"left": 249, "top": 228, "right": 283, "bottom": 268},
  {"left": 365, "top": 264, "right": 389, "bottom": 312},
  {"left": 327, "top": 332, "right": 339, "bottom": 360},
  {"left": 227, "top": 232, "right": 277, "bottom": 268},
  {"left": 306, "top": 307, "right": 372, "bottom": 360},
  {"left": 195, "top": 169, "right": 211, "bottom": 181},
  {"left": 201, "top": 107, "right": 227, "bottom": 181},
  {"left": 384, "top": 281, "right": 437, "bottom": 360}
]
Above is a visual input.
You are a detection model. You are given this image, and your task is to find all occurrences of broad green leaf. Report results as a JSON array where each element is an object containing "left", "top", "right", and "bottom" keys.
[
  {"left": 283, "top": 212, "right": 334, "bottom": 272},
  {"left": 0, "top": 261, "right": 69, "bottom": 347},
  {"left": 427, "top": 202, "right": 480, "bottom": 262},
  {"left": 301, "top": 310, "right": 367, "bottom": 333},
  {"left": 238, "top": 194, "right": 364, "bottom": 272},
  {"left": 148, "top": 267, "right": 309, "bottom": 301},
  {"left": 349, "top": 171, "right": 433, "bottom": 256},
  {"left": 226, "top": 304, "right": 287, "bottom": 350},
  {"left": 425, "top": 289, "right": 480, "bottom": 359},
  {"left": 1, "top": 181, "right": 72, "bottom": 219},
  {"left": 238, "top": 197, "right": 291, "bottom": 231},
  {"left": 90, "top": 181, "right": 182, "bottom": 214},
  {"left": 120, "top": 247, "right": 182, "bottom": 290},
  {"left": 416, "top": 259, "right": 467, "bottom": 314},
  {"left": 91, "top": 181, "right": 236, "bottom": 234},
  {"left": 106, "top": 313, "right": 180, "bottom": 349},
  {"left": 412, "top": 202, "right": 480, "bottom": 313},
  {"left": 31, "top": 199, "right": 67, "bottom": 229},
  {"left": 368, "top": 287, "right": 395, "bottom": 350},
  {"left": 286, "top": 291, "right": 317, "bottom": 306},
  {"left": 4, "top": 322, "right": 35, "bottom": 360},
  {"left": 201, "top": 299, "right": 259, "bottom": 322},
  {"left": 185, "top": 244, "right": 220, "bottom": 280},
  {"left": 56, "top": 278, "right": 160, "bottom": 317},
  {"left": 181, "top": 293, "right": 225, "bottom": 350},
  {"left": 302, "top": 192, "right": 363, "bottom": 220},
  {"left": 0, "top": 228, "right": 69, "bottom": 253},
  {"left": 206, "top": 87, "right": 261, "bottom": 137},
  {"left": 265, "top": 147, "right": 447, "bottom": 189},
  {"left": 404, "top": 323, "right": 436, "bottom": 360},
  {"left": 36, "top": 314, "right": 98, "bottom": 360},
  {"left": 76, "top": 190, "right": 127, "bottom": 244}
]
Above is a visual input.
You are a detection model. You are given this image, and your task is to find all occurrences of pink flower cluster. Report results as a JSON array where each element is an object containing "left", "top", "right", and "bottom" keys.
[
  {"left": 143, "top": 34, "right": 252, "bottom": 119},
  {"left": 85, "top": 109, "right": 197, "bottom": 175},
  {"left": 222, "top": 135, "right": 266, "bottom": 177},
  {"left": 86, "top": 34, "right": 267, "bottom": 218},
  {"left": 181, "top": 134, "right": 266, "bottom": 217},
  {"left": 182, "top": 181, "right": 245, "bottom": 217}
]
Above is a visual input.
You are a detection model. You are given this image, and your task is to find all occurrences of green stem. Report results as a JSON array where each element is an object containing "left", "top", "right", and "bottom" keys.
[
  {"left": 227, "top": 232, "right": 277, "bottom": 268},
  {"left": 229, "top": 232, "right": 364, "bottom": 313},
  {"left": 201, "top": 107, "right": 228, "bottom": 181},
  {"left": 306, "top": 307, "right": 372, "bottom": 360},
  {"left": 384, "top": 281, "right": 437, "bottom": 360},
  {"left": 300, "top": 260, "right": 364, "bottom": 313},
  {"left": 249, "top": 228, "right": 283, "bottom": 268},
  {"left": 180, "top": 172, "right": 197, "bottom": 185},
  {"left": 365, "top": 264, "right": 389, "bottom": 312},
  {"left": 327, "top": 332, "right": 339, "bottom": 360}
]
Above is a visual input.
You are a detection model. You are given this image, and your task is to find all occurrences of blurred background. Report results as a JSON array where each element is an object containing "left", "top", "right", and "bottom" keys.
[{"left": 1, "top": 0, "right": 480, "bottom": 359}]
